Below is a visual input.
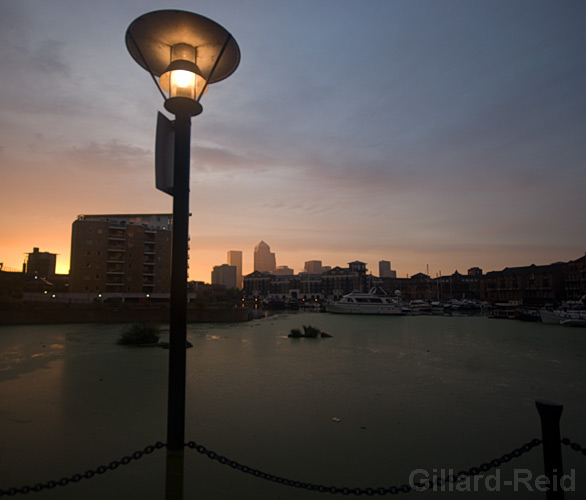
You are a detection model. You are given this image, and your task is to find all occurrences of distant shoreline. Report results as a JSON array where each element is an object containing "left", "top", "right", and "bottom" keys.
[{"left": 0, "top": 303, "right": 252, "bottom": 325}]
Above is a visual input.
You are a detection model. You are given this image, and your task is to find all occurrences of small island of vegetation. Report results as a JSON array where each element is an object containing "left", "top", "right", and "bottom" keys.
[
  {"left": 117, "top": 323, "right": 160, "bottom": 346},
  {"left": 288, "top": 324, "right": 332, "bottom": 338}
]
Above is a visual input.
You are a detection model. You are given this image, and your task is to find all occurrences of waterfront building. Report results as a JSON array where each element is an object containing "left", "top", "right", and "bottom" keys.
[
  {"left": 227, "top": 250, "right": 243, "bottom": 288},
  {"left": 211, "top": 264, "right": 237, "bottom": 290},
  {"left": 243, "top": 271, "right": 272, "bottom": 298},
  {"left": 319, "top": 261, "right": 368, "bottom": 299},
  {"left": 69, "top": 214, "right": 172, "bottom": 295},
  {"left": 298, "top": 273, "right": 323, "bottom": 298},
  {"left": 240, "top": 255, "right": 586, "bottom": 305},
  {"left": 564, "top": 255, "right": 586, "bottom": 301},
  {"left": 481, "top": 263, "right": 567, "bottom": 305},
  {"left": 468, "top": 267, "right": 483, "bottom": 277},
  {"left": 25, "top": 248, "right": 57, "bottom": 278},
  {"left": 253, "top": 241, "right": 276, "bottom": 273},
  {"left": 304, "top": 260, "right": 322, "bottom": 274}
]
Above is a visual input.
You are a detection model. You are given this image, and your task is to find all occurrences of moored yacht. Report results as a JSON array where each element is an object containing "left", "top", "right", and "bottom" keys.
[
  {"left": 326, "top": 288, "right": 404, "bottom": 315},
  {"left": 540, "top": 309, "right": 586, "bottom": 325}
]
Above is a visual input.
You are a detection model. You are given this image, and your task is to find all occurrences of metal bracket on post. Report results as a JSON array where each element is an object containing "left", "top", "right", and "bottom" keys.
[{"left": 535, "top": 399, "right": 565, "bottom": 500}]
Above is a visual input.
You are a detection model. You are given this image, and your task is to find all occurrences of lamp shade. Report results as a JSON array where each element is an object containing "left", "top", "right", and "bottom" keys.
[{"left": 125, "top": 10, "right": 240, "bottom": 90}]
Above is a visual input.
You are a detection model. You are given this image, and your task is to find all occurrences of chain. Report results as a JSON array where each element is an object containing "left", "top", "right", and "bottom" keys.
[
  {"left": 414, "top": 439, "right": 542, "bottom": 491},
  {"left": 561, "top": 437, "right": 586, "bottom": 457},
  {"left": 0, "top": 442, "right": 165, "bottom": 497},
  {"left": 185, "top": 438, "right": 542, "bottom": 495},
  {"left": 0, "top": 438, "right": 548, "bottom": 496}
]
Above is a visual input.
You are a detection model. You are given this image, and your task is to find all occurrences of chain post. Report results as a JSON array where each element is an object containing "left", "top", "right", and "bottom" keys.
[{"left": 536, "top": 399, "right": 565, "bottom": 500}]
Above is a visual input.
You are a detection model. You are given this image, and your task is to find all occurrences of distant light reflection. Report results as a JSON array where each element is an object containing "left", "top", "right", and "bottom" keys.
[{"left": 0, "top": 339, "right": 65, "bottom": 379}]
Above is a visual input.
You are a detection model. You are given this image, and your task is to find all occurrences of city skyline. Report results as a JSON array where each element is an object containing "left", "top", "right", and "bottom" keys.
[
  {"left": 1, "top": 1, "right": 585, "bottom": 283},
  {"left": 12, "top": 235, "right": 586, "bottom": 284}
]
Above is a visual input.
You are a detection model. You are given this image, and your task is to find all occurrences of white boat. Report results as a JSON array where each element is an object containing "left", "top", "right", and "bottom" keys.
[
  {"left": 561, "top": 318, "right": 586, "bottom": 327},
  {"left": 409, "top": 300, "right": 432, "bottom": 315},
  {"left": 326, "top": 289, "right": 404, "bottom": 315},
  {"left": 540, "top": 309, "right": 586, "bottom": 325}
]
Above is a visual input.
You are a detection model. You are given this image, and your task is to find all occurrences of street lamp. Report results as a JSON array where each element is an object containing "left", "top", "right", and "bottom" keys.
[{"left": 125, "top": 9, "right": 240, "bottom": 497}]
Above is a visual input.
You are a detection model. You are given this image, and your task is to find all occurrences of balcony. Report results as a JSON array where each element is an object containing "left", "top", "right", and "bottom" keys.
[{"left": 107, "top": 252, "right": 125, "bottom": 263}]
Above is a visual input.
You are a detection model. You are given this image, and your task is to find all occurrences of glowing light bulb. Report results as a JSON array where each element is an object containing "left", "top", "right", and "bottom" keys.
[
  {"left": 170, "top": 70, "right": 196, "bottom": 98},
  {"left": 172, "top": 70, "right": 195, "bottom": 89}
]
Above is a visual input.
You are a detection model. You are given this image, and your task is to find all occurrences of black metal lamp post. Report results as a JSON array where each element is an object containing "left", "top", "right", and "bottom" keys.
[{"left": 125, "top": 10, "right": 240, "bottom": 497}]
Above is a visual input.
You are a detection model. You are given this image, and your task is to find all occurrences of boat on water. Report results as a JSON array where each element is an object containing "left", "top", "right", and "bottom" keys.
[
  {"left": 326, "top": 288, "right": 405, "bottom": 316},
  {"left": 561, "top": 318, "right": 586, "bottom": 327},
  {"left": 540, "top": 309, "right": 586, "bottom": 325},
  {"left": 409, "top": 300, "right": 432, "bottom": 315}
]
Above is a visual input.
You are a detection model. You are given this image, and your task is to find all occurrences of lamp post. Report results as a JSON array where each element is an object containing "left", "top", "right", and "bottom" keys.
[{"left": 125, "top": 10, "right": 240, "bottom": 497}]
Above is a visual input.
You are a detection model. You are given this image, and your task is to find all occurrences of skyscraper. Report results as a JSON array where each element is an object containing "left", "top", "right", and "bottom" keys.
[
  {"left": 304, "top": 260, "right": 322, "bottom": 274},
  {"left": 253, "top": 241, "right": 276, "bottom": 273},
  {"left": 379, "top": 260, "right": 396, "bottom": 278},
  {"left": 211, "top": 264, "right": 237, "bottom": 289},
  {"left": 227, "top": 250, "right": 243, "bottom": 288}
]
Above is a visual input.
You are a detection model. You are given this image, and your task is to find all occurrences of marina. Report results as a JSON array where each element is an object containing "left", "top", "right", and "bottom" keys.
[{"left": 1, "top": 313, "right": 585, "bottom": 498}]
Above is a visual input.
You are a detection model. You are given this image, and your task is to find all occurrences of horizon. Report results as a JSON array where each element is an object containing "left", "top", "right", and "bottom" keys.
[
  {"left": 1, "top": 1, "right": 585, "bottom": 282},
  {"left": 6, "top": 238, "right": 584, "bottom": 283}
]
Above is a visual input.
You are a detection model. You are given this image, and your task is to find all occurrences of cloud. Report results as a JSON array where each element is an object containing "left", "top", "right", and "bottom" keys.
[
  {"left": 190, "top": 144, "right": 268, "bottom": 173},
  {"left": 58, "top": 140, "right": 152, "bottom": 171},
  {"left": 30, "top": 39, "right": 71, "bottom": 76}
]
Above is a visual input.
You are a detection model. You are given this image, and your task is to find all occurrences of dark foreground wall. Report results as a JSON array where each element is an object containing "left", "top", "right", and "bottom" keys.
[{"left": 0, "top": 304, "right": 252, "bottom": 325}]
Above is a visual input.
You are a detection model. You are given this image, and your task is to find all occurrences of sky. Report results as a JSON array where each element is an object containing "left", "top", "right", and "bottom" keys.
[{"left": 1, "top": 0, "right": 585, "bottom": 282}]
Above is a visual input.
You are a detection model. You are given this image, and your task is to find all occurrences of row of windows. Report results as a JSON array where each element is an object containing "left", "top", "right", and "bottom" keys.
[
  {"left": 84, "top": 250, "right": 163, "bottom": 259},
  {"left": 86, "top": 263, "right": 151, "bottom": 270}
]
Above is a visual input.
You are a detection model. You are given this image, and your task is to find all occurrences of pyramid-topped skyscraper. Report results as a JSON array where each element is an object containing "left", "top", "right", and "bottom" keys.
[{"left": 253, "top": 241, "right": 276, "bottom": 273}]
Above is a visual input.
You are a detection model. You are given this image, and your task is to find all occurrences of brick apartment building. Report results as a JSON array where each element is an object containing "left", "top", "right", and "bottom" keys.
[{"left": 69, "top": 214, "right": 172, "bottom": 295}]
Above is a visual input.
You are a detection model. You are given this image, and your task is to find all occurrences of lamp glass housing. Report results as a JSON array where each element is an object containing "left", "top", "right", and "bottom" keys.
[
  {"left": 159, "top": 43, "right": 207, "bottom": 100},
  {"left": 170, "top": 70, "right": 196, "bottom": 99}
]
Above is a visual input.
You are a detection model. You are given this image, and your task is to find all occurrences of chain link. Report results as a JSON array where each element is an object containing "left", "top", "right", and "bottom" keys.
[
  {"left": 561, "top": 437, "right": 586, "bottom": 457},
  {"left": 0, "top": 442, "right": 165, "bottom": 497},
  {"left": 185, "top": 438, "right": 542, "bottom": 495}
]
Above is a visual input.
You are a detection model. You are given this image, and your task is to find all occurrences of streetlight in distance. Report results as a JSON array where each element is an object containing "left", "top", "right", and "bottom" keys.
[{"left": 125, "top": 10, "right": 240, "bottom": 497}]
